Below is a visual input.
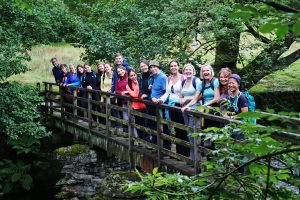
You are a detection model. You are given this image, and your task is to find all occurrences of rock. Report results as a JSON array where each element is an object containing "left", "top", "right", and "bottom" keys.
[{"left": 97, "top": 171, "right": 143, "bottom": 199}]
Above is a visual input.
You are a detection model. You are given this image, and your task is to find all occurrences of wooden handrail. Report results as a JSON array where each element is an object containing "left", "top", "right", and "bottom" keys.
[{"left": 41, "top": 82, "right": 300, "bottom": 174}]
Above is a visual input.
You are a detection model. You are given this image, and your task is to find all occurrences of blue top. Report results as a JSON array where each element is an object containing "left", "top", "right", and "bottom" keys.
[
  {"left": 150, "top": 72, "right": 167, "bottom": 99},
  {"left": 65, "top": 73, "right": 80, "bottom": 86},
  {"left": 197, "top": 78, "right": 219, "bottom": 104},
  {"left": 181, "top": 77, "right": 201, "bottom": 97},
  {"left": 64, "top": 73, "right": 80, "bottom": 93},
  {"left": 110, "top": 60, "right": 131, "bottom": 93}
]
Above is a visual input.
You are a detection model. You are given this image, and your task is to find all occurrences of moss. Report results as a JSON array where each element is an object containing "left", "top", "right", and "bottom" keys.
[
  {"left": 97, "top": 171, "right": 142, "bottom": 199},
  {"left": 55, "top": 144, "right": 88, "bottom": 157},
  {"left": 55, "top": 191, "right": 75, "bottom": 199}
]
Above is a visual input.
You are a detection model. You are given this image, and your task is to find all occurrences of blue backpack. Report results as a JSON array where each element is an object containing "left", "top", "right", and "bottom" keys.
[
  {"left": 228, "top": 90, "right": 256, "bottom": 123},
  {"left": 242, "top": 89, "right": 255, "bottom": 112}
]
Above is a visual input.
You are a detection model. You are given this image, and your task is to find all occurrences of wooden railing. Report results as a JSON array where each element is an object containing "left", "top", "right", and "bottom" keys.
[{"left": 41, "top": 82, "right": 300, "bottom": 175}]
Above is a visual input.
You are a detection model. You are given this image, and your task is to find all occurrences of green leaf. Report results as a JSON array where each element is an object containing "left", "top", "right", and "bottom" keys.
[
  {"left": 11, "top": 173, "right": 21, "bottom": 182},
  {"left": 152, "top": 167, "right": 158, "bottom": 175},
  {"left": 259, "top": 22, "right": 276, "bottom": 33},
  {"left": 20, "top": 174, "right": 32, "bottom": 190},
  {"left": 3, "top": 182, "right": 13, "bottom": 193},
  {"left": 274, "top": 23, "right": 289, "bottom": 39},
  {"left": 292, "top": 20, "right": 300, "bottom": 36}
]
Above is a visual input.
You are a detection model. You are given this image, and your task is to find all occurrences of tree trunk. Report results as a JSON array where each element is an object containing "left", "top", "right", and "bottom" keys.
[
  {"left": 214, "top": 31, "right": 240, "bottom": 72},
  {"left": 239, "top": 37, "right": 297, "bottom": 89}
]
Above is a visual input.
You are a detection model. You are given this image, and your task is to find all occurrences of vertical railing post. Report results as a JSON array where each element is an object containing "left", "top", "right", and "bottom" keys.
[
  {"left": 156, "top": 106, "right": 163, "bottom": 168},
  {"left": 193, "top": 114, "right": 201, "bottom": 175},
  {"left": 105, "top": 94, "right": 112, "bottom": 157},
  {"left": 59, "top": 86, "right": 64, "bottom": 120},
  {"left": 49, "top": 84, "right": 53, "bottom": 115},
  {"left": 88, "top": 92, "right": 92, "bottom": 130},
  {"left": 73, "top": 88, "right": 78, "bottom": 122},
  {"left": 44, "top": 83, "right": 48, "bottom": 115},
  {"left": 128, "top": 100, "right": 134, "bottom": 169}
]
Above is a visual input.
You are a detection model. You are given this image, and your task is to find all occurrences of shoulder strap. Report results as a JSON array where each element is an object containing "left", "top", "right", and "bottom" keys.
[
  {"left": 167, "top": 76, "right": 171, "bottom": 84},
  {"left": 181, "top": 77, "right": 197, "bottom": 90},
  {"left": 181, "top": 79, "right": 186, "bottom": 88},
  {"left": 180, "top": 74, "right": 185, "bottom": 82},
  {"left": 210, "top": 77, "right": 216, "bottom": 91},
  {"left": 192, "top": 77, "right": 197, "bottom": 90}
]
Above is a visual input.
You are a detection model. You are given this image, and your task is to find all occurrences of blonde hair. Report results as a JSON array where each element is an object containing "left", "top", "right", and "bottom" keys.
[
  {"left": 200, "top": 64, "right": 214, "bottom": 79},
  {"left": 182, "top": 63, "right": 196, "bottom": 75}
]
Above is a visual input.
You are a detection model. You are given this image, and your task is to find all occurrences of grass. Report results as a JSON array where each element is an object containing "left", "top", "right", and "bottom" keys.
[
  {"left": 7, "top": 43, "right": 300, "bottom": 92},
  {"left": 7, "top": 44, "right": 84, "bottom": 84},
  {"left": 251, "top": 42, "right": 300, "bottom": 93}
]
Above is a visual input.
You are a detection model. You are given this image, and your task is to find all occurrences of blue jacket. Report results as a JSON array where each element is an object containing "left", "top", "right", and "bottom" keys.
[{"left": 110, "top": 60, "right": 131, "bottom": 93}]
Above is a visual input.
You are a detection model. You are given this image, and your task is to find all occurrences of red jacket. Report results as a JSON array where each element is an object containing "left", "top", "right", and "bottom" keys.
[
  {"left": 126, "top": 81, "right": 146, "bottom": 110},
  {"left": 116, "top": 75, "right": 128, "bottom": 105}
]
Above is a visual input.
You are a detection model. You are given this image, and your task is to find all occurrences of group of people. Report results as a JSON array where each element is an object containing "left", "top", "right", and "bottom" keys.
[{"left": 51, "top": 53, "right": 249, "bottom": 159}]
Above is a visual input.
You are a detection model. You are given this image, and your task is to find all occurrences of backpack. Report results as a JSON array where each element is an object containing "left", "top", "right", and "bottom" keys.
[
  {"left": 200, "top": 77, "right": 216, "bottom": 104},
  {"left": 227, "top": 90, "right": 256, "bottom": 124},
  {"left": 181, "top": 76, "right": 197, "bottom": 90},
  {"left": 242, "top": 89, "right": 255, "bottom": 112}
]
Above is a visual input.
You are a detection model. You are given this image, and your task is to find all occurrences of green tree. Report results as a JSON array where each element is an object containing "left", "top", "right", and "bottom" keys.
[
  {"left": 0, "top": 0, "right": 81, "bottom": 194},
  {"left": 77, "top": 0, "right": 299, "bottom": 88}
]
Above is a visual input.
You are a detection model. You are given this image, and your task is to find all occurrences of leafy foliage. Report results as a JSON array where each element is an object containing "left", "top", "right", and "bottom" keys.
[
  {"left": 0, "top": 160, "right": 32, "bottom": 193},
  {"left": 125, "top": 112, "right": 300, "bottom": 199},
  {"left": 0, "top": 0, "right": 81, "bottom": 80},
  {"left": 0, "top": 83, "right": 50, "bottom": 154}
]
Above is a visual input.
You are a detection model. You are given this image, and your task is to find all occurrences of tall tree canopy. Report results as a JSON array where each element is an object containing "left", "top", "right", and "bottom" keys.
[{"left": 75, "top": 0, "right": 299, "bottom": 88}]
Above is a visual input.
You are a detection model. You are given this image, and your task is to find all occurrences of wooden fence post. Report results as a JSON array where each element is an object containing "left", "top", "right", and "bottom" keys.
[
  {"left": 156, "top": 106, "right": 163, "bottom": 168},
  {"left": 88, "top": 92, "right": 92, "bottom": 129},
  {"left": 44, "top": 83, "right": 48, "bottom": 115},
  {"left": 59, "top": 86, "right": 64, "bottom": 120},
  {"left": 73, "top": 88, "right": 77, "bottom": 122},
  {"left": 193, "top": 115, "right": 201, "bottom": 175},
  {"left": 106, "top": 95, "right": 112, "bottom": 157},
  {"left": 49, "top": 84, "right": 53, "bottom": 115},
  {"left": 127, "top": 100, "right": 134, "bottom": 169}
]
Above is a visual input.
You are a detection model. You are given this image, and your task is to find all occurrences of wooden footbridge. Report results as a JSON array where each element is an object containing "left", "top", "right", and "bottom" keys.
[{"left": 40, "top": 82, "right": 300, "bottom": 176}]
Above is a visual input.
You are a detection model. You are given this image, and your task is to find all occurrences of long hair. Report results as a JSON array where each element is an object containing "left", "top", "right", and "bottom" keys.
[
  {"left": 218, "top": 67, "right": 232, "bottom": 95},
  {"left": 127, "top": 68, "right": 136, "bottom": 91}
]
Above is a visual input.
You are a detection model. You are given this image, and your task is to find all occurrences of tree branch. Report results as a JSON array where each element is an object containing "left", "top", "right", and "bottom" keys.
[
  {"left": 261, "top": 0, "right": 300, "bottom": 13},
  {"left": 208, "top": 147, "right": 300, "bottom": 200},
  {"left": 277, "top": 48, "right": 300, "bottom": 66},
  {"left": 239, "top": 37, "right": 295, "bottom": 88},
  {"left": 245, "top": 24, "right": 270, "bottom": 44}
]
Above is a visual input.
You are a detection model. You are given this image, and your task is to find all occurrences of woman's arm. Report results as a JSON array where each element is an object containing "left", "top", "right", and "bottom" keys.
[
  {"left": 126, "top": 82, "right": 139, "bottom": 98},
  {"left": 204, "top": 86, "right": 220, "bottom": 106},
  {"left": 181, "top": 91, "right": 201, "bottom": 111}
]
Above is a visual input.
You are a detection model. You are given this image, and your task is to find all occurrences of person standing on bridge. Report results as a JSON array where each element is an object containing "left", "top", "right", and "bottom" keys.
[
  {"left": 76, "top": 64, "right": 85, "bottom": 118},
  {"left": 148, "top": 60, "right": 171, "bottom": 150},
  {"left": 126, "top": 68, "right": 146, "bottom": 138},
  {"left": 110, "top": 53, "right": 131, "bottom": 93},
  {"left": 138, "top": 59, "right": 153, "bottom": 142},
  {"left": 51, "top": 57, "right": 63, "bottom": 85},
  {"left": 62, "top": 64, "right": 80, "bottom": 116},
  {"left": 115, "top": 66, "right": 129, "bottom": 133},
  {"left": 81, "top": 63, "right": 101, "bottom": 127},
  {"left": 97, "top": 62, "right": 106, "bottom": 125},
  {"left": 159, "top": 60, "right": 188, "bottom": 157},
  {"left": 180, "top": 63, "right": 202, "bottom": 159}
]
